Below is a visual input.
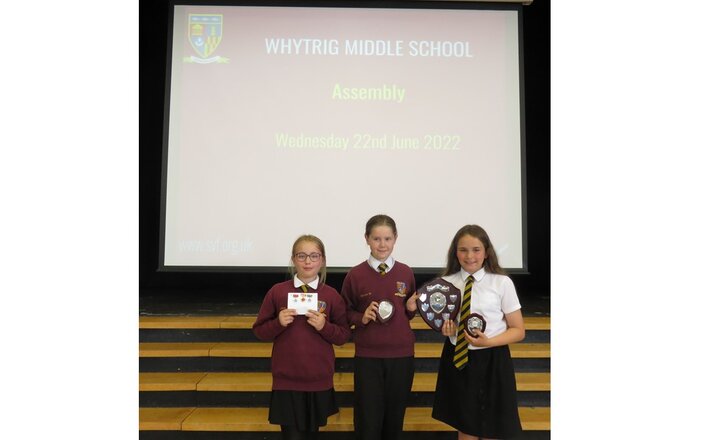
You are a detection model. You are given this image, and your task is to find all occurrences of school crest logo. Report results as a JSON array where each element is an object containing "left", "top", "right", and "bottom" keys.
[
  {"left": 184, "top": 14, "right": 229, "bottom": 64},
  {"left": 317, "top": 301, "right": 327, "bottom": 314},
  {"left": 394, "top": 282, "right": 407, "bottom": 297}
]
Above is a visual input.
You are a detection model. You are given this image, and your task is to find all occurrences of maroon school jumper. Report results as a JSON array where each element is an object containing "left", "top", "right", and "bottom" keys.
[
  {"left": 341, "top": 261, "right": 416, "bottom": 357},
  {"left": 252, "top": 280, "right": 351, "bottom": 391}
]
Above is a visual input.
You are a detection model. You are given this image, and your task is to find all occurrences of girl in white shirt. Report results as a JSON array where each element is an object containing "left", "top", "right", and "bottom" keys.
[{"left": 431, "top": 224, "right": 525, "bottom": 440}]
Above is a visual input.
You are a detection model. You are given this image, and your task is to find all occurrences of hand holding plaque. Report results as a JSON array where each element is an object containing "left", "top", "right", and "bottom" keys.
[
  {"left": 462, "top": 313, "right": 487, "bottom": 336},
  {"left": 377, "top": 300, "right": 394, "bottom": 324},
  {"left": 416, "top": 278, "right": 461, "bottom": 332}
]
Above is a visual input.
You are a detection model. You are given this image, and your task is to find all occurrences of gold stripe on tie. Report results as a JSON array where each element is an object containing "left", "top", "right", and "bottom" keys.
[
  {"left": 300, "top": 284, "right": 308, "bottom": 293},
  {"left": 453, "top": 275, "right": 475, "bottom": 369},
  {"left": 378, "top": 263, "right": 388, "bottom": 276}
]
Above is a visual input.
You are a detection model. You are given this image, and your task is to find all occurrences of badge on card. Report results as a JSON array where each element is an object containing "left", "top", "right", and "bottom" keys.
[{"left": 287, "top": 292, "right": 318, "bottom": 315}]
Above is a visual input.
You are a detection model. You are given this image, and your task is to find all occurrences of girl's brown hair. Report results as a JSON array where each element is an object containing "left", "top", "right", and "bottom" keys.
[
  {"left": 364, "top": 214, "right": 398, "bottom": 237},
  {"left": 290, "top": 234, "right": 327, "bottom": 285},
  {"left": 442, "top": 225, "right": 505, "bottom": 276}
]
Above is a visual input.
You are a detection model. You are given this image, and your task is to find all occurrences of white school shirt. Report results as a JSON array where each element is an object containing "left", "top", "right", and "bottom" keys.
[
  {"left": 368, "top": 255, "right": 395, "bottom": 274},
  {"left": 293, "top": 275, "right": 319, "bottom": 290},
  {"left": 442, "top": 268, "right": 521, "bottom": 349}
]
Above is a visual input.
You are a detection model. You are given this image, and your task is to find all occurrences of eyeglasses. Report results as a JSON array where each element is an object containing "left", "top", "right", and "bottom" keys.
[{"left": 294, "top": 252, "right": 323, "bottom": 262}]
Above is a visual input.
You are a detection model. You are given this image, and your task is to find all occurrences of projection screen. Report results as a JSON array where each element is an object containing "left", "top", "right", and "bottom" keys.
[{"left": 161, "top": 2, "right": 526, "bottom": 271}]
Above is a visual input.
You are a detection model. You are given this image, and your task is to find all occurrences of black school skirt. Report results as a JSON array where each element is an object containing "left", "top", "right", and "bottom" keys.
[
  {"left": 432, "top": 340, "right": 522, "bottom": 439},
  {"left": 268, "top": 388, "right": 339, "bottom": 431}
]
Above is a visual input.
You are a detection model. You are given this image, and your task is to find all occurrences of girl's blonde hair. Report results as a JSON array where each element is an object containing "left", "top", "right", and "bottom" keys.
[{"left": 290, "top": 234, "right": 327, "bottom": 284}]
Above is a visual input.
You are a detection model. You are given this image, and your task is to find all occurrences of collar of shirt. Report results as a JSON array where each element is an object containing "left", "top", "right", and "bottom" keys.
[
  {"left": 368, "top": 255, "right": 395, "bottom": 273},
  {"left": 293, "top": 275, "right": 319, "bottom": 290},
  {"left": 460, "top": 267, "right": 486, "bottom": 283}
]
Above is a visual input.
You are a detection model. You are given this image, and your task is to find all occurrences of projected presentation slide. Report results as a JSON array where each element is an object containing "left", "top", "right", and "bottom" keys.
[{"left": 163, "top": 4, "right": 524, "bottom": 270}]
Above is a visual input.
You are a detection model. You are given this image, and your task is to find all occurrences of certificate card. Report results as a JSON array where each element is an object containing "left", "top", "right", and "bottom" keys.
[{"left": 287, "top": 292, "right": 318, "bottom": 315}]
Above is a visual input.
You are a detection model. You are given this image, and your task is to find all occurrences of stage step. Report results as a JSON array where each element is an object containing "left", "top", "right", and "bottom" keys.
[
  {"left": 140, "top": 315, "right": 550, "bottom": 330},
  {"left": 139, "top": 406, "right": 550, "bottom": 431},
  {"left": 140, "top": 316, "right": 550, "bottom": 343},
  {"left": 139, "top": 341, "right": 550, "bottom": 358},
  {"left": 140, "top": 371, "right": 550, "bottom": 392},
  {"left": 139, "top": 371, "right": 550, "bottom": 407},
  {"left": 139, "top": 314, "right": 551, "bottom": 437},
  {"left": 138, "top": 341, "right": 549, "bottom": 373}
]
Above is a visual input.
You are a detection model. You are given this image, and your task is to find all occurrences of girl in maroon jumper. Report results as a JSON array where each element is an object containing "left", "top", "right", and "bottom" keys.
[
  {"left": 252, "top": 235, "right": 351, "bottom": 440},
  {"left": 341, "top": 214, "right": 417, "bottom": 440}
]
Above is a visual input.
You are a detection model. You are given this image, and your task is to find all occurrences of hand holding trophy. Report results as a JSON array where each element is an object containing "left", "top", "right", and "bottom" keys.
[
  {"left": 462, "top": 313, "right": 487, "bottom": 336},
  {"left": 376, "top": 300, "right": 394, "bottom": 323},
  {"left": 415, "top": 278, "right": 461, "bottom": 331}
]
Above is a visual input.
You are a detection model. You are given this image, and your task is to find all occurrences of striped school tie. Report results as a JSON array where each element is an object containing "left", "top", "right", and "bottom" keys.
[
  {"left": 378, "top": 263, "right": 388, "bottom": 276},
  {"left": 453, "top": 275, "right": 475, "bottom": 369},
  {"left": 300, "top": 284, "right": 309, "bottom": 293}
]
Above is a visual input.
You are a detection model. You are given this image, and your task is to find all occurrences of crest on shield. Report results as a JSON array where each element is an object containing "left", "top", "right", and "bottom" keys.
[{"left": 188, "top": 14, "right": 223, "bottom": 59}]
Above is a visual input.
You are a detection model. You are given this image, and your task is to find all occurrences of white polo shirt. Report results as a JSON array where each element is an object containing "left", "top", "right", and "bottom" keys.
[{"left": 442, "top": 268, "right": 521, "bottom": 349}]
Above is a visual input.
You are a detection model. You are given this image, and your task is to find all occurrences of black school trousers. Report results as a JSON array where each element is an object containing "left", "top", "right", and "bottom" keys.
[{"left": 353, "top": 356, "right": 414, "bottom": 440}]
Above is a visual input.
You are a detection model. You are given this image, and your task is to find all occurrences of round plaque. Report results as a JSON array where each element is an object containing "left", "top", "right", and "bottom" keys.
[
  {"left": 377, "top": 300, "right": 394, "bottom": 324},
  {"left": 415, "top": 278, "right": 461, "bottom": 332},
  {"left": 462, "top": 313, "right": 487, "bottom": 336}
]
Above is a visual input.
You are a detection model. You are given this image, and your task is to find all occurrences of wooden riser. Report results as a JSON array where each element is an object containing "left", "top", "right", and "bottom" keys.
[
  {"left": 140, "top": 372, "right": 551, "bottom": 407},
  {"left": 140, "top": 327, "right": 550, "bottom": 343},
  {"left": 139, "top": 433, "right": 550, "bottom": 440},
  {"left": 140, "top": 390, "right": 550, "bottom": 408},
  {"left": 140, "top": 371, "right": 550, "bottom": 392},
  {"left": 140, "top": 315, "right": 550, "bottom": 330},
  {"left": 140, "top": 407, "right": 550, "bottom": 431},
  {"left": 139, "top": 356, "right": 551, "bottom": 373},
  {"left": 139, "top": 316, "right": 550, "bottom": 345},
  {"left": 138, "top": 315, "right": 552, "bottom": 436},
  {"left": 139, "top": 342, "right": 550, "bottom": 358}
]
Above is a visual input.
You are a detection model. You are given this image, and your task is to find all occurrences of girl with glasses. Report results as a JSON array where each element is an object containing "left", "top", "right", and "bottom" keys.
[{"left": 253, "top": 234, "right": 351, "bottom": 440}]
